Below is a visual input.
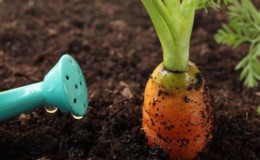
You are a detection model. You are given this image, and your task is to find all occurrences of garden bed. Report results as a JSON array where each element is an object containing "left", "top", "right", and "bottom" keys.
[{"left": 0, "top": 0, "right": 259, "bottom": 159}]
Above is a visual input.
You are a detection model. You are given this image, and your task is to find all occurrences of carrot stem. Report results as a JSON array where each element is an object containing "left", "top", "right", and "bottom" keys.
[{"left": 141, "top": 0, "right": 196, "bottom": 72}]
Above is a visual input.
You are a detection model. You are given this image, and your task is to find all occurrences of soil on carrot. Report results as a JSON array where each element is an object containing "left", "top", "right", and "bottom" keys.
[{"left": 0, "top": 0, "right": 259, "bottom": 159}]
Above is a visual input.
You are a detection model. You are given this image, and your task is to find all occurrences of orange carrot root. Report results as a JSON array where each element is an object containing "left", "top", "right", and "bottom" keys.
[{"left": 142, "top": 62, "right": 213, "bottom": 160}]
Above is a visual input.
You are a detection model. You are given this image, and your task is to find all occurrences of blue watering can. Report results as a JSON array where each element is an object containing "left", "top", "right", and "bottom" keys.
[{"left": 0, "top": 54, "right": 88, "bottom": 121}]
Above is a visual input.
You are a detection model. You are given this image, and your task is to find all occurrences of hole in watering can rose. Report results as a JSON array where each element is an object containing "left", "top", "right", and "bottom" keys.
[
  {"left": 75, "top": 84, "right": 78, "bottom": 89},
  {"left": 66, "top": 76, "right": 69, "bottom": 80},
  {"left": 74, "top": 98, "right": 77, "bottom": 103},
  {"left": 80, "top": 81, "right": 82, "bottom": 85}
]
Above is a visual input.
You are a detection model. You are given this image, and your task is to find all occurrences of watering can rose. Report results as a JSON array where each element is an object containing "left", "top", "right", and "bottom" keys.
[{"left": 0, "top": 54, "right": 88, "bottom": 120}]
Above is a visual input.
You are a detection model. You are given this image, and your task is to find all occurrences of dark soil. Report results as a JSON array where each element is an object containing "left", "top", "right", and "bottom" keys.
[{"left": 0, "top": 0, "right": 259, "bottom": 159}]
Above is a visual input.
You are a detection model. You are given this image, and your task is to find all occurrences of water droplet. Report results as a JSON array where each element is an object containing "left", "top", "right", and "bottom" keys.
[
  {"left": 72, "top": 114, "right": 83, "bottom": 120},
  {"left": 44, "top": 106, "right": 58, "bottom": 114}
]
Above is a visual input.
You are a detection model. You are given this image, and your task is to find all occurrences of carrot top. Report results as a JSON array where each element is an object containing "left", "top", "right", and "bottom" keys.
[
  {"left": 141, "top": 0, "right": 232, "bottom": 72},
  {"left": 215, "top": 0, "right": 260, "bottom": 88}
]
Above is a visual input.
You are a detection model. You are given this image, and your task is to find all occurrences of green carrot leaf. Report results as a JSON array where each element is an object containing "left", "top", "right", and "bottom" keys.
[
  {"left": 215, "top": 0, "right": 260, "bottom": 88},
  {"left": 141, "top": 0, "right": 231, "bottom": 72}
]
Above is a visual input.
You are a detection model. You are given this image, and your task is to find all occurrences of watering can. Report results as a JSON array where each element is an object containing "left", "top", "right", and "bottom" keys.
[{"left": 0, "top": 54, "right": 88, "bottom": 121}]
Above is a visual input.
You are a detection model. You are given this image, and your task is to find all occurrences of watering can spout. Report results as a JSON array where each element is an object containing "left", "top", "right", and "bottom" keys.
[{"left": 0, "top": 54, "right": 88, "bottom": 121}]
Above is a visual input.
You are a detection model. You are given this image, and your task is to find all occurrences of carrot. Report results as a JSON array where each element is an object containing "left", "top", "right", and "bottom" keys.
[
  {"left": 143, "top": 62, "right": 213, "bottom": 159},
  {"left": 140, "top": 0, "right": 217, "bottom": 159}
]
